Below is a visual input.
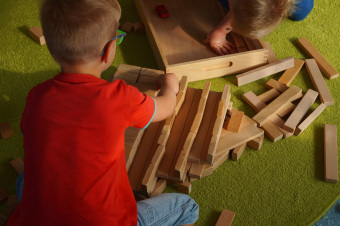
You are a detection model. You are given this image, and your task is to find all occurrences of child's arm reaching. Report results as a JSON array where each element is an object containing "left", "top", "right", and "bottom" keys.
[
  {"left": 152, "top": 73, "right": 179, "bottom": 122},
  {"left": 205, "top": 11, "right": 237, "bottom": 55}
]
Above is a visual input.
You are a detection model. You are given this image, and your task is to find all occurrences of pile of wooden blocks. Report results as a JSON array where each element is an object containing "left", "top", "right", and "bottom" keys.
[
  {"left": 111, "top": 64, "right": 265, "bottom": 197},
  {"left": 237, "top": 38, "right": 338, "bottom": 183}
]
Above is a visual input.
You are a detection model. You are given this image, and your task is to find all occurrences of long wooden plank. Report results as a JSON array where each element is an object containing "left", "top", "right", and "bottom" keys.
[
  {"left": 283, "top": 89, "right": 319, "bottom": 132},
  {"left": 278, "top": 58, "right": 305, "bottom": 85},
  {"left": 236, "top": 57, "right": 294, "bottom": 86},
  {"left": 125, "top": 127, "right": 145, "bottom": 171},
  {"left": 157, "top": 88, "right": 196, "bottom": 178},
  {"left": 295, "top": 104, "right": 326, "bottom": 135},
  {"left": 258, "top": 88, "right": 280, "bottom": 103},
  {"left": 252, "top": 85, "right": 302, "bottom": 126},
  {"left": 297, "top": 38, "right": 338, "bottom": 79},
  {"left": 188, "top": 92, "right": 220, "bottom": 163},
  {"left": 305, "top": 59, "right": 334, "bottom": 106},
  {"left": 168, "top": 89, "right": 202, "bottom": 180},
  {"left": 128, "top": 122, "right": 161, "bottom": 190},
  {"left": 324, "top": 124, "right": 338, "bottom": 183}
]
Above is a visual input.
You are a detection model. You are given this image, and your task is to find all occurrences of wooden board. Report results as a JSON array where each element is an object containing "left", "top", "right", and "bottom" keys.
[
  {"left": 28, "top": 26, "right": 45, "bottom": 45},
  {"left": 324, "top": 124, "right": 338, "bottom": 183},
  {"left": 252, "top": 85, "right": 302, "bottom": 126},
  {"left": 258, "top": 88, "right": 281, "bottom": 103},
  {"left": 134, "top": 0, "right": 268, "bottom": 82},
  {"left": 157, "top": 88, "right": 196, "bottom": 179},
  {"left": 283, "top": 89, "right": 318, "bottom": 132},
  {"left": 278, "top": 58, "right": 305, "bottom": 85},
  {"left": 297, "top": 38, "right": 338, "bottom": 79},
  {"left": 236, "top": 57, "right": 294, "bottom": 86},
  {"left": 305, "top": 59, "right": 334, "bottom": 106},
  {"left": 265, "top": 79, "right": 288, "bottom": 93},
  {"left": 295, "top": 104, "right": 326, "bottom": 135},
  {"left": 188, "top": 92, "right": 220, "bottom": 163},
  {"left": 125, "top": 127, "right": 145, "bottom": 171},
  {"left": 226, "top": 110, "right": 244, "bottom": 133}
]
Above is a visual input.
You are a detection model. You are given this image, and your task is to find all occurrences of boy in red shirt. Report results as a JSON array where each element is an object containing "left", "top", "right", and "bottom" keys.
[{"left": 8, "top": 0, "right": 199, "bottom": 225}]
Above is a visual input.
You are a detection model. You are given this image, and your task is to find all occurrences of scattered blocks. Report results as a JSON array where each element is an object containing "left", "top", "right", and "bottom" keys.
[
  {"left": 247, "top": 135, "right": 264, "bottom": 150},
  {"left": 177, "top": 181, "right": 191, "bottom": 194},
  {"left": 264, "top": 41, "right": 278, "bottom": 63},
  {"left": 265, "top": 79, "right": 288, "bottom": 93},
  {"left": 278, "top": 58, "right": 305, "bottom": 85},
  {"left": 297, "top": 38, "right": 338, "bottom": 79},
  {"left": 28, "top": 26, "right": 45, "bottom": 45},
  {"left": 295, "top": 104, "right": 326, "bottom": 136},
  {"left": 305, "top": 59, "right": 334, "bottom": 106},
  {"left": 150, "top": 179, "right": 167, "bottom": 197},
  {"left": 235, "top": 57, "right": 294, "bottom": 86},
  {"left": 324, "top": 124, "right": 338, "bottom": 183},
  {"left": 226, "top": 110, "right": 244, "bottom": 133},
  {"left": 215, "top": 209, "right": 235, "bottom": 226},
  {"left": 0, "top": 122, "right": 14, "bottom": 139},
  {"left": 231, "top": 142, "right": 247, "bottom": 161}
]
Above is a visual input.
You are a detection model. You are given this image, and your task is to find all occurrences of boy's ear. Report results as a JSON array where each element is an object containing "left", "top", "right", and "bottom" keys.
[{"left": 101, "top": 41, "right": 115, "bottom": 63}]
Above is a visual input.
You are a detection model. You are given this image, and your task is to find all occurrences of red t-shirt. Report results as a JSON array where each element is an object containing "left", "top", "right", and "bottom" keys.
[{"left": 8, "top": 72, "right": 155, "bottom": 226}]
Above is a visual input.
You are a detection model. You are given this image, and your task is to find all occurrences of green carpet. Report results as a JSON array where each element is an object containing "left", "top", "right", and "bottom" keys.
[{"left": 0, "top": 0, "right": 339, "bottom": 225}]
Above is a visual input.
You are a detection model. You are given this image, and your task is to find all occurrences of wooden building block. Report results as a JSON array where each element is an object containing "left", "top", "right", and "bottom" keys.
[
  {"left": 138, "top": 75, "right": 159, "bottom": 87},
  {"left": 0, "top": 189, "right": 8, "bottom": 203},
  {"left": 206, "top": 85, "right": 230, "bottom": 164},
  {"left": 174, "top": 131, "right": 196, "bottom": 179},
  {"left": 253, "top": 85, "right": 302, "bottom": 126},
  {"left": 135, "top": 83, "right": 159, "bottom": 97},
  {"left": 305, "top": 59, "right": 334, "bottom": 106},
  {"left": 242, "top": 91, "right": 267, "bottom": 112},
  {"left": 142, "top": 145, "right": 166, "bottom": 194},
  {"left": 174, "top": 76, "right": 189, "bottom": 115},
  {"left": 276, "top": 103, "right": 296, "bottom": 118},
  {"left": 236, "top": 57, "right": 294, "bottom": 86},
  {"left": 177, "top": 181, "right": 191, "bottom": 194},
  {"left": 226, "top": 110, "right": 244, "bottom": 133},
  {"left": 0, "top": 122, "right": 14, "bottom": 139},
  {"left": 278, "top": 58, "right": 305, "bottom": 85},
  {"left": 125, "top": 127, "right": 145, "bottom": 171},
  {"left": 261, "top": 121, "right": 283, "bottom": 142},
  {"left": 230, "top": 32, "right": 247, "bottom": 52},
  {"left": 139, "top": 67, "right": 164, "bottom": 77},
  {"left": 297, "top": 38, "right": 338, "bottom": 79},
  {"left": 283, "top": 89, "right": 319, "bottom": 132},
  {"left": 150, "top": 179, "right": 167, "bottom": 197},
  {"left": 264, "top": 41, "right": 278, "bottom": 63},
  {"left": 251, "top": 39, "right": 266, "bottom": 49},
  {"left": 10, "top": 158, "right": 24, "bottom": 175},
  {"left": 179, "top": 76, "right": 188, "bottom": 92},
  {"left": 258, "top": 88, "right": 281, "bottom": 103},
  {"left": 188, "top": 92, "right": 220, "bottom": 163},
  {"left": 215, "top": 209, "right": 235, "bottom": 226},
  {"left": 247, "top": 135, "right": 264, "bottom": 150},
  {"left": 188, "top": 163, "right": 205, "bottom": 179},
  {"left": 231, "top": 142, "right": 247, "bottom": 161},
  {"left": 295, "top": 104, "right": 326, "bottom": 135},
  {"left": 5, "top": 195, "right": 19, "bottom": 217},
  {"left": 265, "top": 79, "right": 288, "bottom": 93},
  {"left": 117, "top": 64, "right": 142, "bottom": 74},
  {"left": 28, "top": 26, "right": 45, "bottom": 45},
  {"left": 134, "top": 21, "right": 145, "bottom": 34},
  {"left": 121, "top": 21, "right": 134, "bottom": 32},
  {"left": 324, "top": 124, "right": 338, "bottom": 183}
]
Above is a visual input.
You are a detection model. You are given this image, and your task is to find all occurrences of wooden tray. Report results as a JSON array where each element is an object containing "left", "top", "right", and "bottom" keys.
[{"left": 134, "top": 0, "right": 269, "bottom": 82}]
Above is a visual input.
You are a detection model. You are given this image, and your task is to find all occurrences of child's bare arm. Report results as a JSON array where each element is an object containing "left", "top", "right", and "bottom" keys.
[
  {"left": 152, "top": 73, "right": 179, "bottom": 122},
  {"left": 205, "top": 12, "right": 237, "bottom": 55}
]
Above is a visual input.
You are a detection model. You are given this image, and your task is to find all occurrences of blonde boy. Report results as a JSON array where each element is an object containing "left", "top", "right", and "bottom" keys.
[
  {"left": 206, "top": 0, "right": 314, "bottom": 55},
  {"left": 8, "top": 0, "right": 198, "bottom": 225}
]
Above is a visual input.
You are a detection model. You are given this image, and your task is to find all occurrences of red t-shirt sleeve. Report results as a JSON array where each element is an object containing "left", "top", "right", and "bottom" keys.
[{"left": 119, "top": 81, "right": 156, "bottom": 129}]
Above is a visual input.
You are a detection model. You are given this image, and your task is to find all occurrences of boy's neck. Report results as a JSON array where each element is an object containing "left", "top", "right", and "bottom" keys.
[{"left": 60, "top": 61, "right": 103, "bottom": 79}]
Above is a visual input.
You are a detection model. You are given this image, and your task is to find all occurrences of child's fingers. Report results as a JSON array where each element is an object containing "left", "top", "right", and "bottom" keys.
[{"left": 211, "top": 44, "right": 224, "bottom": 56}]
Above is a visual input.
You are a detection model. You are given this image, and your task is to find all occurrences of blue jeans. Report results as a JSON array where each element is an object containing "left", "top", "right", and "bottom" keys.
[{"left": 16, "top": 173, "right": 199, "bottom": 225}]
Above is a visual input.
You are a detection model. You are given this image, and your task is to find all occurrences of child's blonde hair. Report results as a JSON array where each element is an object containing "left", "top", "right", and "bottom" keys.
[
  {"left": 230, "top": 0, "right": 296, "bottom": 39},
  {"left": 40, "top": 0, "right": 121, "bottom": 64}
]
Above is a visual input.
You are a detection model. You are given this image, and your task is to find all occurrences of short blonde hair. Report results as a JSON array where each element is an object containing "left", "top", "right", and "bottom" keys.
[
  {"left": 230, "top": 0, "right": 296, "bottom": 39},
  {"left": 40, "top": 0, "right": 121, "bottom": 64}
]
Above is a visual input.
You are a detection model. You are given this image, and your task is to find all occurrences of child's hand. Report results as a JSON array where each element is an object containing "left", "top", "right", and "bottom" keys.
[
  {"left": 205, "top": 29, "right": 237, "bottom": 56},
  {"left": 158, "top": 73, "right": 179, "bottom": 95}
]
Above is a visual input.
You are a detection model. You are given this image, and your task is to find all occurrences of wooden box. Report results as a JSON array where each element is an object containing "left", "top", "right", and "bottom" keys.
[{"left": 134, "top": 0, "right": 269, "bottom": 82}]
